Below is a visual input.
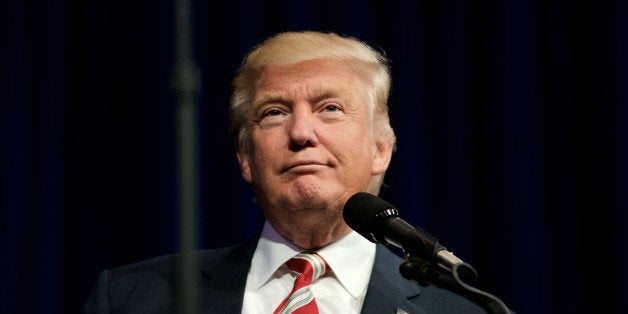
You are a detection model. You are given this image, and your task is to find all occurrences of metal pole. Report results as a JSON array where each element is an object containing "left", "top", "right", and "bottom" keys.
[{"left": 174, "top": 0, "right": 200, "bottom": 312}]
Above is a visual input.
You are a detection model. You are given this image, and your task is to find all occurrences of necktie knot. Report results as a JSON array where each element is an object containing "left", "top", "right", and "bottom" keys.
[
  {"left": 274, "top": 252, "right": 329, "bottom": 314},
  {"left": 286, "top": 252, "right": 328, "bottom": 283}
]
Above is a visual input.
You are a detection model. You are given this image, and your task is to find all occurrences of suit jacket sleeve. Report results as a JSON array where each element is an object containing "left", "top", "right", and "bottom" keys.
[{"left": 83, "top": 270, "right": 112, "bottom": 314}]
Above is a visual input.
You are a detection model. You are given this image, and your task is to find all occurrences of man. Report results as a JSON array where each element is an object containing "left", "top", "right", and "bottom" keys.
[{"left": 83, "top": 31, "right": 487, "bottom": 313}]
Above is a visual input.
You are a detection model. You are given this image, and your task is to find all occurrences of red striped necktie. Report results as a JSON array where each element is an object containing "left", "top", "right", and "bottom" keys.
[{"left": 273, "top": 252, "right": 330, "bottom": 314}]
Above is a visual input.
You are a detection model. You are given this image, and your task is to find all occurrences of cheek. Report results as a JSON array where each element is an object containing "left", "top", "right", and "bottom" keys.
[
  {"left": 334, "top": 135, "right": 374, "bottom": 167},
  {"left": 250, "top": 132, "right": 284, "bottom": 166},
  {"left": 252, "top": 131, "right": 282, "bottom": 153}
]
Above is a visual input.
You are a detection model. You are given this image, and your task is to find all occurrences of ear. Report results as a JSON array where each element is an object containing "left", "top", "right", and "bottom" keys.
[
  {"left": 237, "top": 151, "right": 253, "bottom": 183},
  {"left": 371, "top": 139, "right": 394, "bottom": 175}
]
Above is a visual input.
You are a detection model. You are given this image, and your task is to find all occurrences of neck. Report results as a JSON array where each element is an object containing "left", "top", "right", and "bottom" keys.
[{"left": 267, "top": 214, "right": 352, "bottom": 250}]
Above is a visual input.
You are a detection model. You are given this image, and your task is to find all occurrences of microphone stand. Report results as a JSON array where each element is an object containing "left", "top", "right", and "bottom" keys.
[{"left": 399, "top": 255, "right": 511, "bottom": 314}]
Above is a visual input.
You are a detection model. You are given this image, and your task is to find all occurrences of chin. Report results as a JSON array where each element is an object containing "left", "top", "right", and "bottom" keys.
[
  {"left": 291, "top": 191, "right": 345, "bottom": 215},
  {"left": 290, "top": 178, "right": 325, "bottom": 198}
]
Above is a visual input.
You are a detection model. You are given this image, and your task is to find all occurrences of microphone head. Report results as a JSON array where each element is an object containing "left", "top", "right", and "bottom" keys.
[{"left": 343, "top": 192, "right": 398, "bottom": 242}]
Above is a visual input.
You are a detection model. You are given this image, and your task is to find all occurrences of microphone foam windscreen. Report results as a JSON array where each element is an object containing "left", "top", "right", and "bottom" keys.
[{"left": 343, "top": 192, "right": 397, "bottom": 234}]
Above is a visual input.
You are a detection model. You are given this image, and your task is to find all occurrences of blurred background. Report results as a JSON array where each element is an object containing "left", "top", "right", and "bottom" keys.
[{"left": 2, "top": 0, "right": 627, "bottom": 313}]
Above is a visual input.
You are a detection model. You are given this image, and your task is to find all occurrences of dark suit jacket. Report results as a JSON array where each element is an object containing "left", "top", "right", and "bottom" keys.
[{"left": 82, "top": 239, "right": 487, "bottom": 313}]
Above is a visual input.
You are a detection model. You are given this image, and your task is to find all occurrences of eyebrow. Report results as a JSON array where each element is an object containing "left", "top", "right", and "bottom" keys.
[
  {"left": 252, "top": 93, "right": 290, "bottom": 110},
  {"left": 310, "top": 88, "right": 351, "bottom": 104},
  {"left": 312, "top": 83, "right": 352, "bottom": 100},
  {"left": 254, "top": 85, "right": 351, "bottom": 108}
]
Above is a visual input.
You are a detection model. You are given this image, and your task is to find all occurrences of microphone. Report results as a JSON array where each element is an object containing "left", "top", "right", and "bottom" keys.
[
  {"left": 343, "top": 193, "right": 514, "bottom": 313},
  {"left": 343, "top": 192, "right": 466, "bottom": 273}
]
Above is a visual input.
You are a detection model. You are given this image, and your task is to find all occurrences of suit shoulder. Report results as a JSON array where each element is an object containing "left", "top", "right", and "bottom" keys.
[
  {"left": 109, "top": 243, "right": 250, "bottom": 279},
  {"left": 83, "top": 242, "right": 256, "bottom": 313}
]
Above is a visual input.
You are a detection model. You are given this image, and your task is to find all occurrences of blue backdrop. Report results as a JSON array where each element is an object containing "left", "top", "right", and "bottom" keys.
[{"left": 2, "top": 0, "right": 627, "bottom": 313}]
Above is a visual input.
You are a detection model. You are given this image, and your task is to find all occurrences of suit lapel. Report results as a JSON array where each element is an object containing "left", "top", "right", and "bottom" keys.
[
  {"left": 361, "top": 245, "right": 426, "bottom": 314},
  {"left": 197, "top": 238, "right": 258, "bottom": 313}
]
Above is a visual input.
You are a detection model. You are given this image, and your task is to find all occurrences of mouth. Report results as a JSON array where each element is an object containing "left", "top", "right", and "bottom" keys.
[{"left": 282, "top": 160, "right": 330, "bottom": 173}]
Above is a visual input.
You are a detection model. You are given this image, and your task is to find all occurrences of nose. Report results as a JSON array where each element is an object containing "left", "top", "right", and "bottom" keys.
[{"left": 288, "top": 108, "right": 318, "bottom": 150}]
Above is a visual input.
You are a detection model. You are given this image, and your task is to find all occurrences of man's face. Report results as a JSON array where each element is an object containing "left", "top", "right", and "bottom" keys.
[{"left": 237, "top": 58, "right": 392, "bottom": 216}]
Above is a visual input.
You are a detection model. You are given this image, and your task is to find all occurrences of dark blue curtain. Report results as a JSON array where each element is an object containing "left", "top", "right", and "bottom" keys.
[{"left": 2, "top": 0, "right": 627, "bottom": 313}]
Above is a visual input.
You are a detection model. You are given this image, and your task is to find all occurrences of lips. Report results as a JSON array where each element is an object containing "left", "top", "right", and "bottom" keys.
[{"left": 282, "top": 159, "right": 329, "bottom": 172}]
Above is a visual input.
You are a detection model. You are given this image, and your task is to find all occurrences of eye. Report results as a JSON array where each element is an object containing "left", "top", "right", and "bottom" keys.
[
  {"left": 254, "top": 106, "right": 289, "bottom": 127},
  {"left": 263, "top": 108, "right": 283, "bottom": 117},
  {"left": 322, "top": 104, "right": 341, "bottom": 112},
  {"left": 252, "top": 105, "right": 287, "bottom": 125}
]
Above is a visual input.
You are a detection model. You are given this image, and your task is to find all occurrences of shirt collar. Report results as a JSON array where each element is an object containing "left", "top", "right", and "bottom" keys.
[{"left": 249, "top": 220, "right": 376, "bottom": 298}]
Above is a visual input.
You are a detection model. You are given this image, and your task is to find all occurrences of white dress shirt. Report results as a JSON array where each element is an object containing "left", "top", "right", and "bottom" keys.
[{"left": 242, "top": 220, "right": 377, "bottom": 314}]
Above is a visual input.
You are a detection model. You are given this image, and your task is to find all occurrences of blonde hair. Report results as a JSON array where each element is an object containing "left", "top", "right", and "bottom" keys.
[{"left": 229, "top": 31, "right": 397, "bottom": 192}]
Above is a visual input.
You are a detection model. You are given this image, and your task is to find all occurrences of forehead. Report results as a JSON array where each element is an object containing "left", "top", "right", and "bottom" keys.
[{"left": 253, "top": 58, "right": 361, "bottom": 99}]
